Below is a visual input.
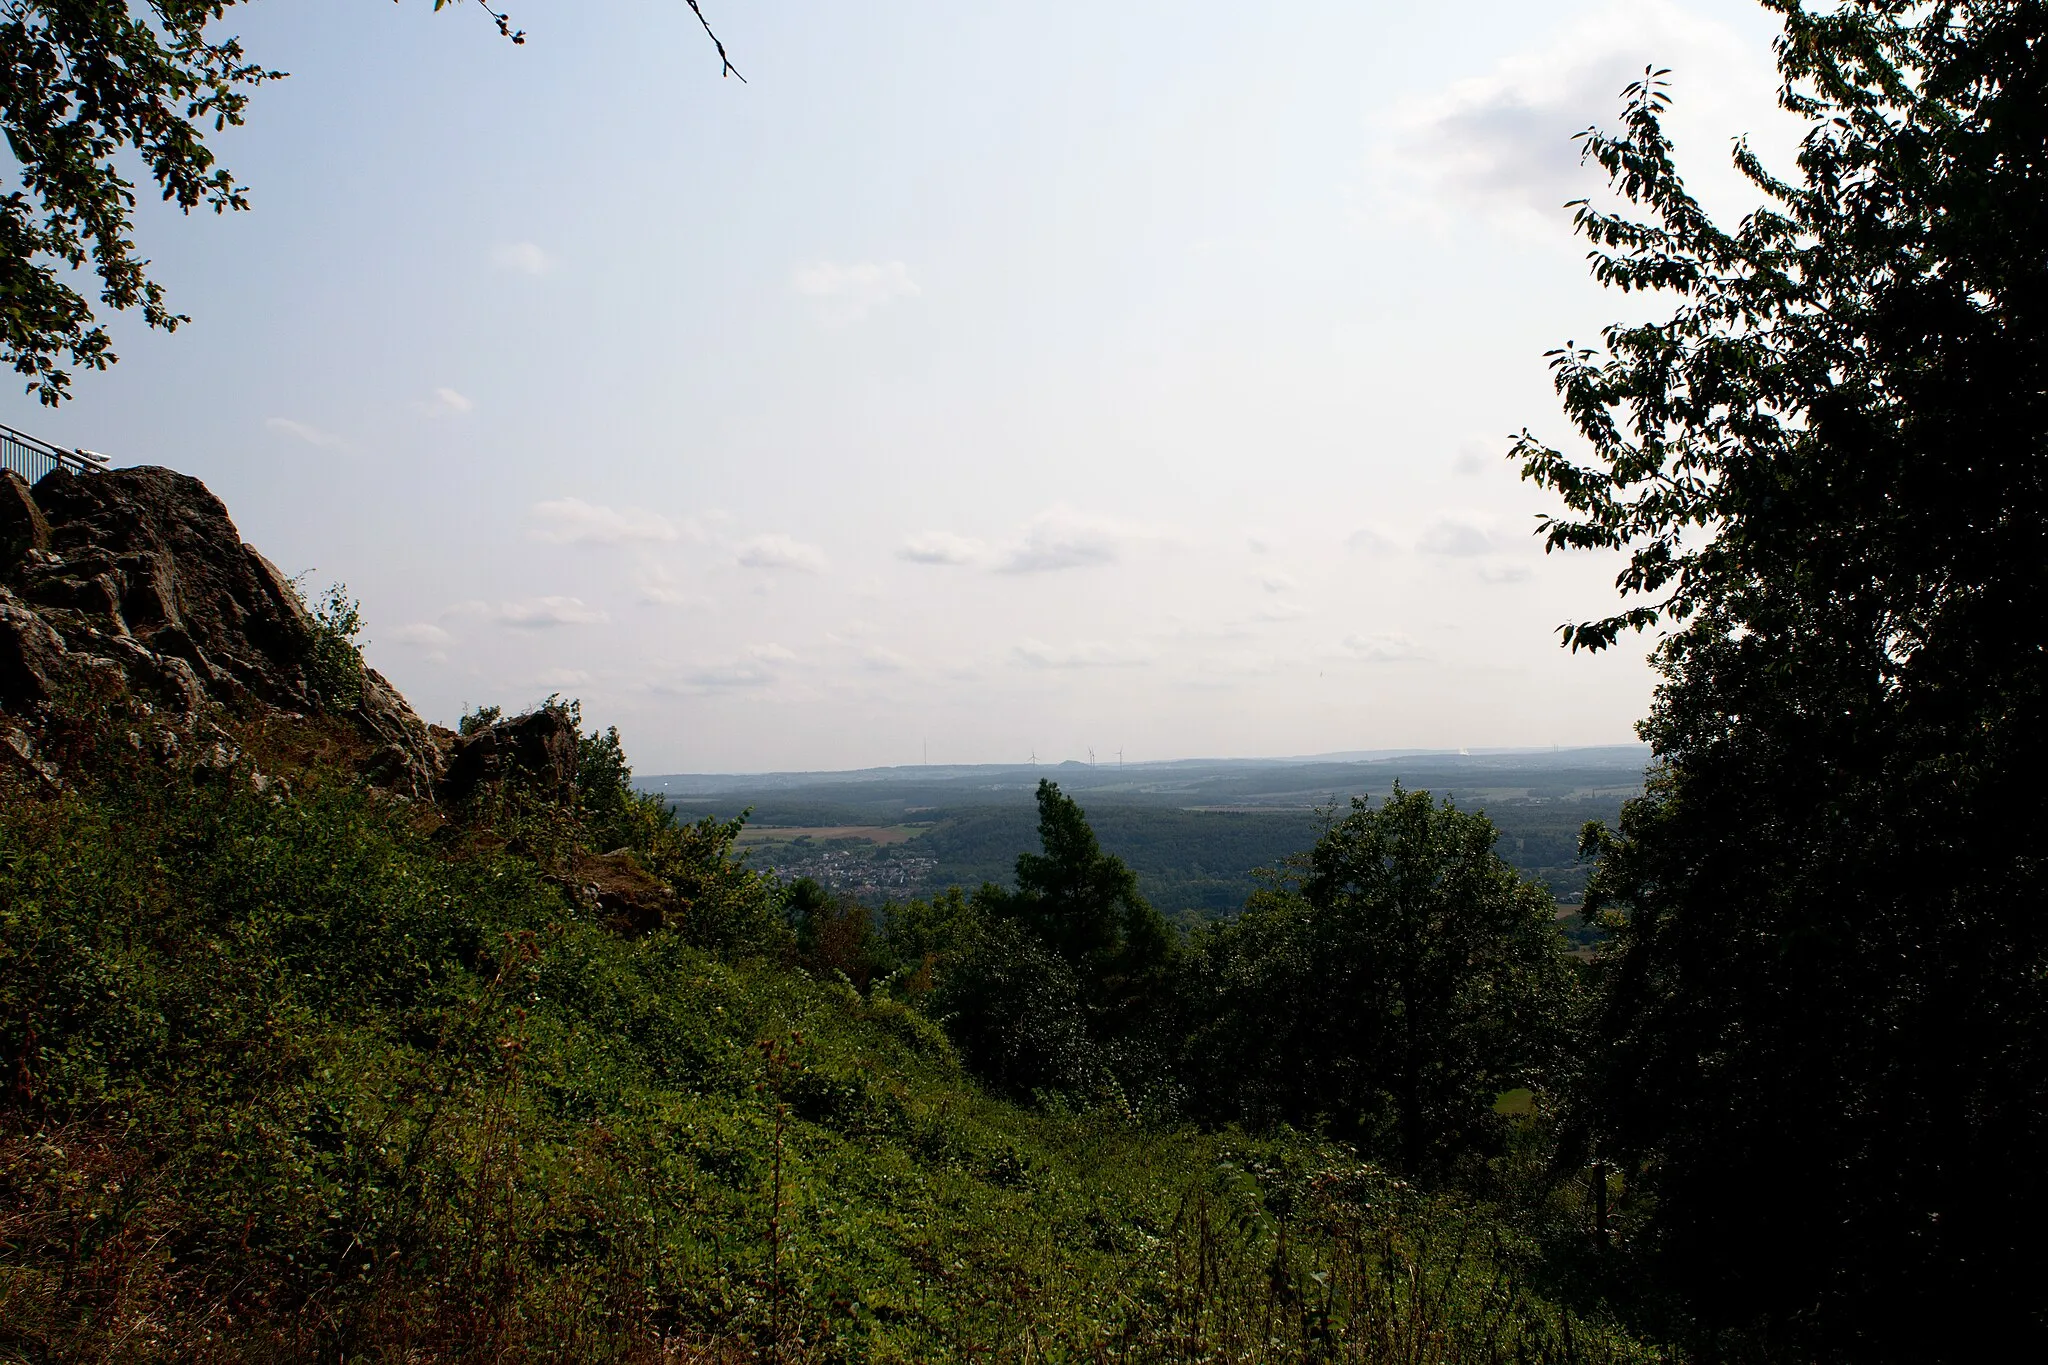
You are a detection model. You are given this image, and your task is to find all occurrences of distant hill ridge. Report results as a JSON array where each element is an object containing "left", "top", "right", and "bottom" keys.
[{"left": 642, "top": 744, "right": 1652, "bottom": 798}]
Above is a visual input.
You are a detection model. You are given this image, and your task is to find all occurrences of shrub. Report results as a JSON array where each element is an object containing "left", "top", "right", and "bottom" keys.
[
  {"left": 1182, "top": 786, "right": 1578, "bottom": 1174},
  {"left": 302, "top": 581, "right": 366, "bottom": 712}
]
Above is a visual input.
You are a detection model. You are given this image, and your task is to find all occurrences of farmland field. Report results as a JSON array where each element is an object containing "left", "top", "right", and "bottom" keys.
[{"left": 646, "top": 747, "right": 1647, "bottom": 922}]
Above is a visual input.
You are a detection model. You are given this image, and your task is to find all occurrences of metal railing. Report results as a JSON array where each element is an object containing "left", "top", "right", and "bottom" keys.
[{"left": 1, "top": 421, "right": 107, "bottom": 484}]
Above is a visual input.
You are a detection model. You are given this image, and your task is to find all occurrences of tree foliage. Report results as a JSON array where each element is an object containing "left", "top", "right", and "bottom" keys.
[
  {"left": 0, "top": 0, "right": 732, "bottom": 404},
  {"left": 929, "top": 912, "right": 1105, "bottom": 1103},
  {"left": 302, "top": 581, "right": 366, "bottom": 712},
  {"left": 991, "top": 779, "right": 1174, "bottom": 998},
  {"left": 0, "top": 0, "right": 276, "bottom": 403},
  {"left": 6, "top": 713, "right": 1652, "bottom": 1362},
  {"left": 1183, "top": 787, "right": 1574, "bottom": 1174},
  {"left": 983, "top": 781, "right": 1177, "bottom": 1092},
  {"left": 1521, "top": 2, "right": 2048, "bottom": 1354},
  {"left": 863, "top": 784, "right": 1179, "bottom": 1108},
  {"left": 786, "top": 875, "right": 884, "bottom": 990}
]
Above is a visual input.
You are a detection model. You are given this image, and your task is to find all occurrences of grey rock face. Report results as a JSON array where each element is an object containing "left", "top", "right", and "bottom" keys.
[
  {"left": 1, "top": 471, "right": 52, "bottom": 564},
  {"left": 0, "top": 465, "right": 443, "bottom": 795}
]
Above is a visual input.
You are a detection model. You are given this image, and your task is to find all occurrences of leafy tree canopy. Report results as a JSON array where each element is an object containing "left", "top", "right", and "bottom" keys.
[
  {"left": 997, "top": 778, "right": 1171, "bottom": 978},
  {"left": 0, "top": 0, "right": 734, "bottom": 404},
  {"left": 1183, "top": 787, "right": 1574, "bottom": 1175},
  {"left": 1522, "top": 1, "right": 2048, "bottom": 1354}
]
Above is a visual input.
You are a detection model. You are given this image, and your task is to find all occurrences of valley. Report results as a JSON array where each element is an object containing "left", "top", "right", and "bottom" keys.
[{"left": 650, "top": 748, "right": 1647, "bottom": 921}]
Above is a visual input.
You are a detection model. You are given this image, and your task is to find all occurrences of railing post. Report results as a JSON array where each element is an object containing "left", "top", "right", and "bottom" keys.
[{"left": 0, "top": 421, "right": 108, "bottom": 483}]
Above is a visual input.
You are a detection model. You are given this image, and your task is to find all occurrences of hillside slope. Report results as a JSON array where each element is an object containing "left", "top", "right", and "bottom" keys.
[{"left": 0, "top": 467, "right": 1654, "bottom": 1362}]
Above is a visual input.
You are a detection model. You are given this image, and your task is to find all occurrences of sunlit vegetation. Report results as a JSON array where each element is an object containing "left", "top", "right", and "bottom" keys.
[
  {"left": 0, "top": 710, "right": 1650, "bottom": 1362},
  {"left": 5, "top": 4, "right": 2044, "bottom": 1362}
]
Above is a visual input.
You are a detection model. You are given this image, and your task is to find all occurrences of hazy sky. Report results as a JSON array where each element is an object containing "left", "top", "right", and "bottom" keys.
[{"left": 7, "top": 0, "right": 1804, "bottom": 772}]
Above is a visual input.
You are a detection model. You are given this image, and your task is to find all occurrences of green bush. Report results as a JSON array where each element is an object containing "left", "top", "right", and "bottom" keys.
[
  {"left": 928, "top": 913, "right": 1107, "bottom": 1106},
  {"left": 1181, "top": 787, "right": 1579, "bottom": 1174},
  {"left": 0, "top": 721, "right": 1656, "bottom": 1362},
  {"left": 302, "top": 581, "right": 367, "bottom": 712}
]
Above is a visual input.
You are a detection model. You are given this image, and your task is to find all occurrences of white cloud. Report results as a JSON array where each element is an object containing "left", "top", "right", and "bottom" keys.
[
  {"left": 265, "top": 416, "right": 349, "bottom": 452},
  {"left": 1197, "top": 650, "right": 1282, "bottom": 678},
  {"left": 1367, "top": 0, "right": 1780, "bottom": 235},
  {"left": 859, "top": 645, "right": 913, "bottom": 672},
  {"left": 674, "top": 664, "right": 773, "bottom": 691},
  {"left": 425, "top": 387, "right": 474, "bottom": 417},
  {"left": 528, "top": 497, "right": 680, "bottom": 546},
  {"left": 394, "top": 620, "right": 452, "bottom": 663},
  {"left": 789, "top": 259, "right": 921, "bottom": 320},
  {"left": 635, "top": 562, "right": 708, "bottom": 608},
  {"left": 534, "top": 667, "right": 594, "bottom": 688},
  {"left": 490, "top": 241, "right": 554, "bottom": 276},
  {"left": 902, "top": 509, "right": 1163, "bottom": 575},
  {"left": 496, "top": 596, "right": 609, "bottom": 629},
  {"left": 1158, "top": 617, "right": 1256, "bottom": 645},
  {"left": 1258, "top": 571, "right": 1299, "bottom": 594},
  {"left": 1011, "top": 638, "right": 1155, "bottom": 670},
  {"left": 395, "top": 622, "right": 452, "bottom": 648},
  {"left": 1340, "top": 632, "right": 1425, "bottom": 663},
  {"left": 1452, "top": 435, "right": 1502, "bottom": 477},
  {"left": 1347, "top": 525, "right": 1398, "bottom": 554},
  {"left": 898, "top": 531, "right": 987, "bottom": 566},
  {"left": 1408, "top": 512, "right": 1547, "bottom": 584},
  {"left": 1252, "top": 600, "right": 1312, "bottom": 622},
  {"left": 656, "top": 643, "right": 797, "bottom": 693},
  {"left": 736, "top": 534, "right": 828, "bottom": 574},
  {"left": 999, "top": 508, "right": 1155, "bottom": 574},
  {"left": 1417, "top": 515, "right": 1503, "bottom": 558}
]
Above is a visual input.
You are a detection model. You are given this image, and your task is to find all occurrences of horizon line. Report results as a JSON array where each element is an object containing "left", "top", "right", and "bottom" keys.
[{"left": 638, "top": 741, "right": 1651, "bottom": 784}]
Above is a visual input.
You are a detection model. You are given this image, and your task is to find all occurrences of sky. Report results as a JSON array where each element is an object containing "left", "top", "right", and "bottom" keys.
[{"left": 6, "top": 0, "right": 1806, "bottom": 772}]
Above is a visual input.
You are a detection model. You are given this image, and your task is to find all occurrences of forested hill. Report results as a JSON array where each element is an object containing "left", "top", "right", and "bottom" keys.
[
  {"left": 644, "top": 748, "right": 1648, "bottom": 918},
  {"left": 644, "top": 747, "right": 1649, "bottom": 806}
]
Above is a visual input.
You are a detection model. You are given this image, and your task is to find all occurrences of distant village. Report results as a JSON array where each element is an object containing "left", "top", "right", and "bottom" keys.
[{"left": 743, "top": 839, "right": 939, "bottom": 900}]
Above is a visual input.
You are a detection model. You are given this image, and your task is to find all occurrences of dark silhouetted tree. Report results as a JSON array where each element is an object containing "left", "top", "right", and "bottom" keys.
[
  {"left": 1182, "top": 787, "right": 1573, "bottom": 1174},
  {"left": 987, "top": 780, "right": 1176, "bottom": 1072},
  {"left": 1520, "top": 3, "right": 2048, "bottom": 1354},
  {"left": 931, "top": 914, "right": 1104, "bottom": 1103},
  {"left": 787, "top": 876, "right": 881, "bottom": 990},
  {"left": 999, "top": 780, "right": 1172, "bottom": 980}
]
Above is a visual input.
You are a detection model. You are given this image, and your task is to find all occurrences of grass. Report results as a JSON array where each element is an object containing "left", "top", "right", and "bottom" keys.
[{"left": 0, "top": 719, "right": 1659, "bottom": 1362}]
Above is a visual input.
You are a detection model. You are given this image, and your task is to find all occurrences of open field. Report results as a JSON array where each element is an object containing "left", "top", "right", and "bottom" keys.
[
  {"left": 648, "top": 748, "right": 1648, "bottom": 918},
  {"left": 732, "top": 823, "right": 926, "bottom": 846}
]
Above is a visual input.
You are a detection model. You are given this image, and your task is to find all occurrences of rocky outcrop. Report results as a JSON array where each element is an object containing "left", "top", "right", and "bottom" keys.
[
  {"left": 0, "top": 465, "right": 688, "bottom": 928},
  {"left": 441, "top": 706, "right": 581, "bottom": 805},
  {"left": 1, "top": 471, "right": 51, "bottom": 562},
  {"left": 553, "top": 849, "right": 677, "bottom": 937},
  {"left": 7, "top": 467, "right": 317, "bottom": 708},
  {"left": 0, "top": 465, "right": 442, "bottom": 794}
]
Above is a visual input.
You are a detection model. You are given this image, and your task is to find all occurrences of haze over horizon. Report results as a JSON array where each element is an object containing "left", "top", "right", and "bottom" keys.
[
  {"left": 638, "top": 741, "right": 1654, "bottom": 781},
  {"left": 3, "top": 0, "right": 1803, "bottom": 771}
]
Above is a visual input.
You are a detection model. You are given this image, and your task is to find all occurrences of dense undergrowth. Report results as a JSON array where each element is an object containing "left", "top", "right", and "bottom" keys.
[{"left": 0, "top": 710, "right": 1655, "bottom": 1363}]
